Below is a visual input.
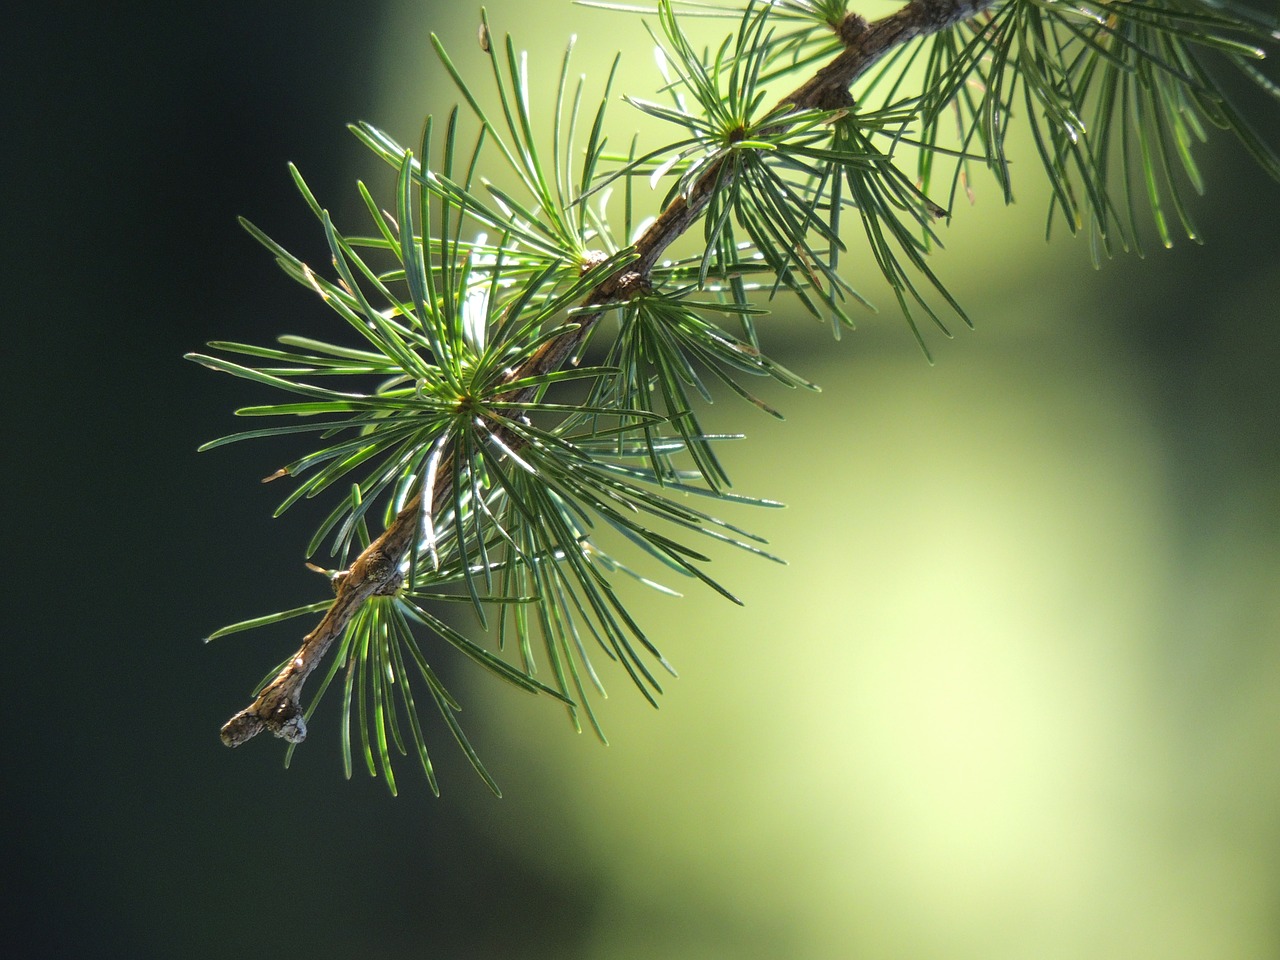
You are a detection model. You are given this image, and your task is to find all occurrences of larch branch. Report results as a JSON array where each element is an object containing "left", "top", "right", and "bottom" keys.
[{"left": 220, "top": 0, "right": 997, "bottom": 748}]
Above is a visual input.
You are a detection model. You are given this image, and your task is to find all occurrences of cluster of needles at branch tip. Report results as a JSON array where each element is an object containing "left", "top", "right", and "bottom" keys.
[{"left": 190, "top": 0, "right": 1280, "bottom": 794}]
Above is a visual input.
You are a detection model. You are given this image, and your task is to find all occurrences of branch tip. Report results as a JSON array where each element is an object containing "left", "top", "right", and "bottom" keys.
[
  {"left": 220, "top": 699, "right": 308, "bottom": 747},
  {"left": 220, "top": 711, "right": 265, "bottom": 747}
]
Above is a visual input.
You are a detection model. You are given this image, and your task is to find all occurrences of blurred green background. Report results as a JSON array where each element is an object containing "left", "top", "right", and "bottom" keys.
[{"left": 7, "top": 1, "right": 1280, "bottom": 957}]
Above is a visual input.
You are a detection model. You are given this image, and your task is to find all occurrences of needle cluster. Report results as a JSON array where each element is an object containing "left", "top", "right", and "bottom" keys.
[{"left": 190, "top": 0, "right": 1279, "bottom": 794}]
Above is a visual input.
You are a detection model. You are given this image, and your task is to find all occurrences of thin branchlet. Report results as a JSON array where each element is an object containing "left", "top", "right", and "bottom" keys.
[{"left": 220, "top": 0, "right": 1011, "bottom": 747}]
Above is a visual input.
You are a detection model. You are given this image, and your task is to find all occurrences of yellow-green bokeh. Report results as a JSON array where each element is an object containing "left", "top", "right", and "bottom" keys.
[{"left": 367, "top": 3, "right": 1280, "bottom": 955}]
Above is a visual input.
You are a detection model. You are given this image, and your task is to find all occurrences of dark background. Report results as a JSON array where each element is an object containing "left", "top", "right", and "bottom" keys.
[
  {"left": 7, "top": 2, "right": 1280, "bottom": 958},
  {"left": 6, "top": 4, "right": 593, "bottom": 958}
]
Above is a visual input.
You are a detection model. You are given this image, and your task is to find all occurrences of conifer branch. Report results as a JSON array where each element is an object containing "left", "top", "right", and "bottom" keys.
[
  {"left": 218, "top": 0, "right": 1001, "bottom": 748},
  {"left": 202, "top": 0, "right": 1277, "bottom": 795}
]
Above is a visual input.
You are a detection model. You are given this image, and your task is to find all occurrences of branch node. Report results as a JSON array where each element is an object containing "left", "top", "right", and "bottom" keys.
[
  {"left": 909, "top": 0, "right": 989, "bottom": 31},
  {"left": 837, "top": 13, "right": 869, "bottom": 45},
  {"left": 373, "top": 571, "right": 404, "bottom": 596},
  {"left": 615, "top": 270, "right": 652, "bottom": 301},
  {"left": 357, "top": 550, "right": 396, "bottom": 585},
  {"left": 580, "top": 249, "right": 609, "bottom": 274},
  {"left": 816, "top": 86, "right": 856, "bottom": 112}
]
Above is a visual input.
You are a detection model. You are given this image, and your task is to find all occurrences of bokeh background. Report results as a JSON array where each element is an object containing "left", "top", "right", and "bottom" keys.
[{"left": 8, "top": 1, "right": 1280, "bottom": 957}]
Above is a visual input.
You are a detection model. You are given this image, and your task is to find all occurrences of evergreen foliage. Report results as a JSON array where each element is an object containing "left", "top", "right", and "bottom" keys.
[{"left": 190, "top": 0, "right": 1280, "bottom": 794}]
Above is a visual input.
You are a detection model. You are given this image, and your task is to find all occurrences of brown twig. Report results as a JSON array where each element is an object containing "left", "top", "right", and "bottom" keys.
[{"left": 220, "top": 0, "right": 997, "bottom": 748}]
